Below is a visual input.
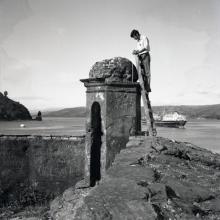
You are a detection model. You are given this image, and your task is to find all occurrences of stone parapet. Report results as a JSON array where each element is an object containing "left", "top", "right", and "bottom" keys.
[{"left": 0, "top": 135, "right": 85, "bottom": 207}]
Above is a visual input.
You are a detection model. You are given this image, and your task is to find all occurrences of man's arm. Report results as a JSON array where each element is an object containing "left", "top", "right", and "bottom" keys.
[
  {"left": 132, "top": 48, "right": 147, "bottom": 55},
  {"left": 137, "top": 48, "right": 148, "bottom": 54}
]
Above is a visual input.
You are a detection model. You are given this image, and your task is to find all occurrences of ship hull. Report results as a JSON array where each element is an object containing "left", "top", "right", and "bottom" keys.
[{"left": 155, "top": 120, "right": 187, "bottom": 128}]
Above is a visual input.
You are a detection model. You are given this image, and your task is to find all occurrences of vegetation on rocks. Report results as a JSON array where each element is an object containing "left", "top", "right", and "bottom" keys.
[
  {"left": 50, "top": 136, "right": 220, "bottom": 219},
  {"left": 0, "top": 92, "right": 32, "bottom": 120}
]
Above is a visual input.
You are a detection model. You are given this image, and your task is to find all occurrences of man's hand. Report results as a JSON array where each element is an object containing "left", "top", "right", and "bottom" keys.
[{"left": 132, "top": 50, "right": 139, "bottom": 55}]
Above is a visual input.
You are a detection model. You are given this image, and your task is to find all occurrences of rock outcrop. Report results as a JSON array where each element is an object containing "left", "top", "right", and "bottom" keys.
[
  {"left": 35, "top": 111, "right": 42, "bottom": 121},
  {"left": 50, "top": 137, "right": 220, "bottom": 219},
  {"left": 89, "top": 57, "right": 138, "bottom": 82},
  {"left": 0, "top": 92, "right": 32, "bottom": 120}
]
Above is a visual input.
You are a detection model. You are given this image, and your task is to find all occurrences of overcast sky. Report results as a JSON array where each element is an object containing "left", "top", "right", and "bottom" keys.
[{"left": 0, "top": 0, "right": 220, "bottom": 110}]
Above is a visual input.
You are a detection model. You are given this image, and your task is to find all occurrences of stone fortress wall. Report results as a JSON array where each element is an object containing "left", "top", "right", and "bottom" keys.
[
  {"left": 0, "top": 135, "right": 85, "bottom": 205},
  {"left": 0, "top": 57, "right": 140, "bottom": 206}
]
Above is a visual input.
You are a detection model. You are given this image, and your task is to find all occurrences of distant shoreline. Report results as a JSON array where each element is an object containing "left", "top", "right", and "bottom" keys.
[{"left": 42, "top": 104, "right": 220, "bottom": 120}]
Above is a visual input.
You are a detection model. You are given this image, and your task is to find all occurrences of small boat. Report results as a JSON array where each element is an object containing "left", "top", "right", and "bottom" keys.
[{"left": 154, "top": 112, "right": 187, "bottom": 128}]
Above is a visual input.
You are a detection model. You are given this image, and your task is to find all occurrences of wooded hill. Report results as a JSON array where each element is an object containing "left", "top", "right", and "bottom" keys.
[
  {"left": 0, "top": 92, "right": 32, "bottom": 120},
  {"left": 152, "top": 104, "right": 220, "bottom": 119},
  {"left": 45, "top": 104, "right": 220, "bottom": 120}
]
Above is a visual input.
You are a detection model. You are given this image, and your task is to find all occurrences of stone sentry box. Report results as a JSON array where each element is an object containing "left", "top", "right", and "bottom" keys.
[{"left": 81, "top": 57, "right": 141, "bottom": 187}]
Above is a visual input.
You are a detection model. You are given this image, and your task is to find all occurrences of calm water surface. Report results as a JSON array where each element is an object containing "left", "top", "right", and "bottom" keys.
[
  {"left": 0, "top": 117, "right": 86, "bottom": 136},
  {"left": 154, "top": 119, "right": 220, "bottom": 153},
  {"left": 0, "top": 117, "right": 219, "bottom": 153}
]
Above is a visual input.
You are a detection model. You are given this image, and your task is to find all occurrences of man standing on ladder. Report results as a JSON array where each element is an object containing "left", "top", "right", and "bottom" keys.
[
  {"left": 130, "top": 29, "right": 151, "bottom": 93},
  {"left": 130, "top": 29, "right": 157, "bottom": 136}
]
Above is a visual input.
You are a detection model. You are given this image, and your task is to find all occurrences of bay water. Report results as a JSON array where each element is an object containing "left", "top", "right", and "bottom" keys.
[{"left": 0, "top": 117, "right": 219, "bottom": 153}]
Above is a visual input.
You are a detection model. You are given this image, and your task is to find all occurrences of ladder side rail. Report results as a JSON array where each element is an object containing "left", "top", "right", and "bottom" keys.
[{"left": 135, "top": 55, "right": 156, "bottom": 136}]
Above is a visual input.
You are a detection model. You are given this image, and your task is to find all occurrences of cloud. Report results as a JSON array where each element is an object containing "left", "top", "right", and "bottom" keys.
[
  {"left": 0, "top": 0, "right": 32, "bottom": 44},
  {"left": 53, "top": 27, "right": 67, "bottom": 36},
  {"left": 196, "top": 91, "right": 210, "bottom": 95},
  {"left": 193, "top": 90, "right": 220, "bottom": 104},
  {"left": 0, "top": 48, "right": 34, "bottom": 95},
  {"left": 13, "top": 96, "right": 50, "bottom": 101},
  {"left": 142, "top": 0, "right": 220, "bottom": 34},
  {"left": 176, "top": 92, "right": 185, "bottom": 97},
  {"left": 0, "top": 0, "right": 33, "bottom": 91},
  {"left": 197, "top": 90, "right": 220, "bottom": 97}
]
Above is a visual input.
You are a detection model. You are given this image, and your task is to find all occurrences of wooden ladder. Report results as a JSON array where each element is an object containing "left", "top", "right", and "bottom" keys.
[{"left": 134, "top": 57, "right": 157, "bottom": 136}]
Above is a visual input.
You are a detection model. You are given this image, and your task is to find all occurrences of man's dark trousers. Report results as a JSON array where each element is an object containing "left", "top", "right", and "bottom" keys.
[{"left": 138, "top": 52, "right": 151, "bottom": 92}]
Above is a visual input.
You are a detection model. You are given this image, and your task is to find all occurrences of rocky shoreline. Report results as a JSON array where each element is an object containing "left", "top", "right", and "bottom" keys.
[
  {"left": 1, "top": 136, "right": 219, "bottom": 219},
  {"left": 50, "top": 136, "right": 220, "bottom": 220}
]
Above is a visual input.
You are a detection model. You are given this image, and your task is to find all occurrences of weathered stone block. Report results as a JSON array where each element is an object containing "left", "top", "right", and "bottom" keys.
[{"left": 89, "top": 57, "right": 138, "bottom": 82}]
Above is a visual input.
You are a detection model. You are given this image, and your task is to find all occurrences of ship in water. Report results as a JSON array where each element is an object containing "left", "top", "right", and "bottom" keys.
[
  {"left": 154, "top": 111, "right": 187, "bottom": 128},
  {"left": 142, "top": 111, "right": 187, "bottom": 128}
]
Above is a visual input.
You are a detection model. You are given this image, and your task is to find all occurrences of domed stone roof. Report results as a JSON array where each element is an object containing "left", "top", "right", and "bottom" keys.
[{"left": 89, "top": 57, "right": 138, "bottom": 82}]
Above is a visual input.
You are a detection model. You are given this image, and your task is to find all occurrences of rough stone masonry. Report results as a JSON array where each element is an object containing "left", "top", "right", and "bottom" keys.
[
  {"left": 50, "top": 137, "right": 220, "bottom": 220},
  {"left": 0, "top": 135, "right": 85, "bottom": 207},
  {"left": 81, "top": 57, "right": 141, "bottom": 186}
]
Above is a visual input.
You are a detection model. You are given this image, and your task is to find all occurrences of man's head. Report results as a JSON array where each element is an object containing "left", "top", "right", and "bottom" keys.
[{"left": 130, "top": 29, "right": 140, "bottom": 41}]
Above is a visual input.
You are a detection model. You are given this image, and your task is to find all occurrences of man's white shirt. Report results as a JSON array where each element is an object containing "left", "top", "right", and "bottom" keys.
[{"left": 137, "top": 35, "right": 150, "bottom": 55}]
